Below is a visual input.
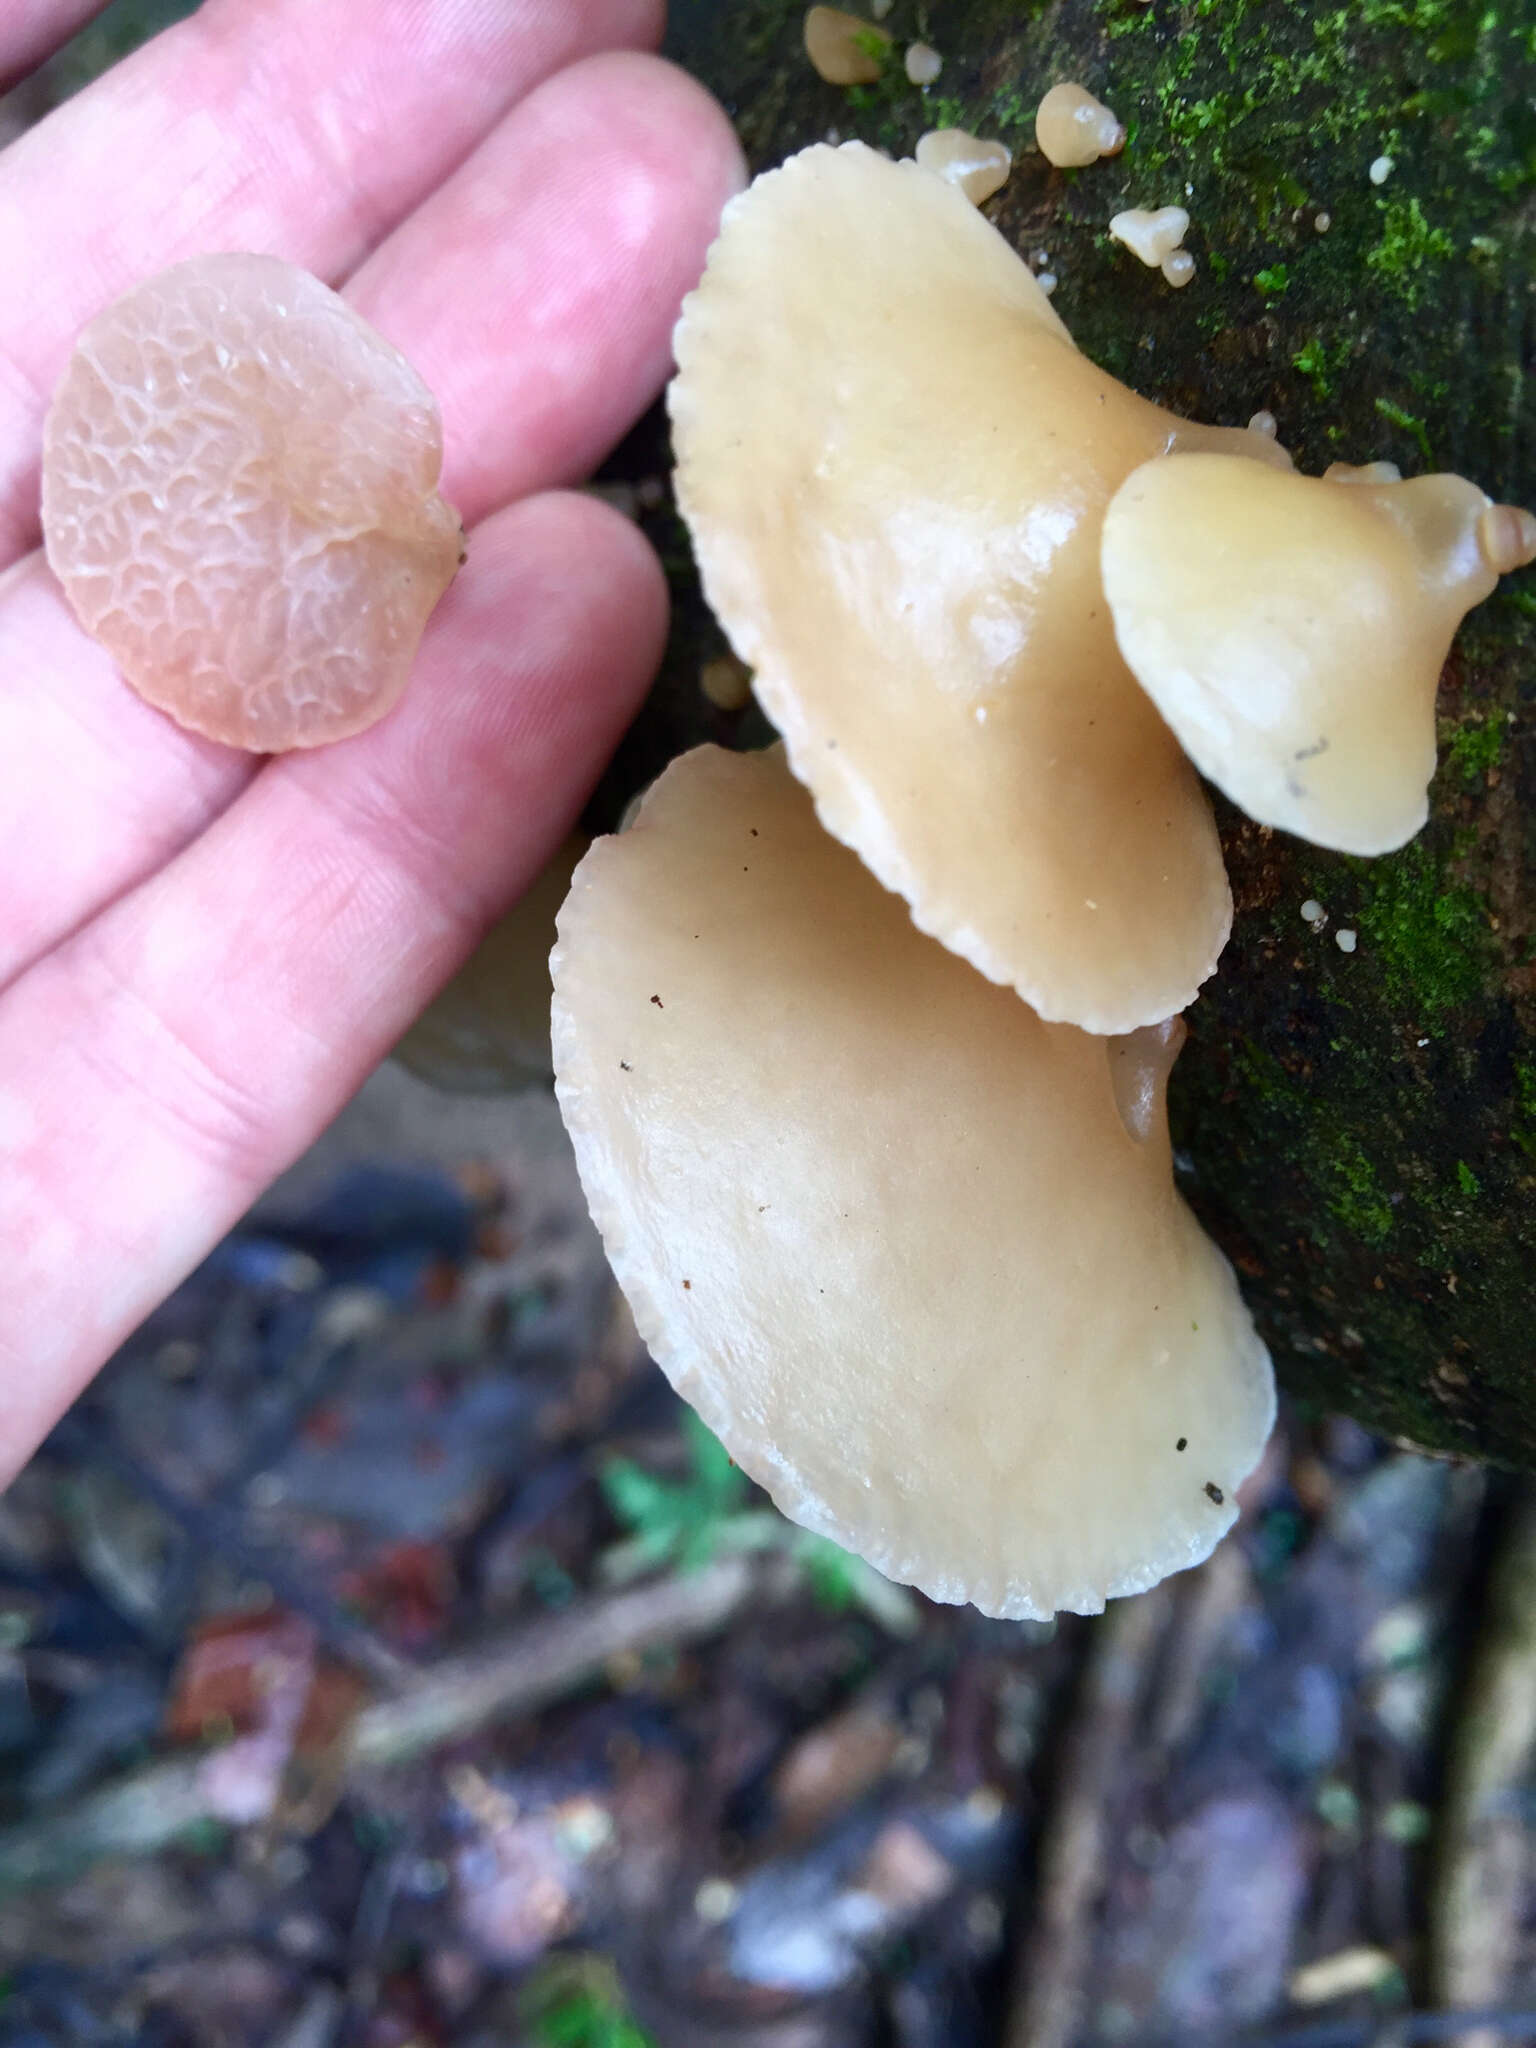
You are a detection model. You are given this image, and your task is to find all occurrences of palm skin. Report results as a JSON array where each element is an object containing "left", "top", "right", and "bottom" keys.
[{"left": 0, "top": 0, "right": 745, "bottom": 1482}]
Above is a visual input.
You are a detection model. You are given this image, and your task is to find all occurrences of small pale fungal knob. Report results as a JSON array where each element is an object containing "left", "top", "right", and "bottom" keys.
[
  {"left": 1101, "top": 452, "right": 1536, "bottom": 854},
  {"left": 393, "top": 837, "right": 586, "bottom": 1095},
  {"left": 1161, "top": 248, "right": 1197, "bottom": 289},
  {"left": 41, "top": 254, "right": 462, "bottom": 751},
  {"left": 671, "top": 142, "right": 1291, "bottom": 1031},
  {"left": 803, "top": 5, "right": 890, "bottom": 84},
  {"left": 699, "top": 651, "right": 754, "bottom": 711},
  {"left": 1477, "top": 503, "right": 1536, "bottom": 576},
  {"left": 1324, "top": 458, "right": 1402, "bottom": 485},
  {"left": 1035, "top": 83, "right": 1126, "bottom": 168},
  {"left": 1109, "top": 206, "right": 1191, "bottom": 267},
  {"left": 905, "top": 41, "right": 943, "bottom": 86},
  {"left": 551, "top": 744, "right": 1275, "bottom": 1619},
  {"left": 914, "top": 129, "right": 1012, "bottom": 206}
]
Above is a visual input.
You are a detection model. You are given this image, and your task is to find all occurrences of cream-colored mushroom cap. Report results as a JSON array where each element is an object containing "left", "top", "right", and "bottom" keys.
[
  {"left": 1102, "top": 453, "right": 1536, "bottom": 854},
  {"left": 393, "top": 836, "right": 585, "bottom": 1094},
  {"left": 552, "top": 744, "right": 1276, "bottom": 1620},
  {"left": 671, "top": 142, "right": 1290, "bottom": 1031},
  {"left": 41, "top": 254, "right": 462, "bottom": 751}
]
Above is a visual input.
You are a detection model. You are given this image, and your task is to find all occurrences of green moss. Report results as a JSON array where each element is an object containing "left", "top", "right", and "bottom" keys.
[
  {"left": 1365, "top": 196, "right": 1455, "bottom": 306},
  {"left": 1292, "top": 334, "right": 1350, "bottom": 400},
  {"left": 1254, "top": 263, "right": 1291, "bottom": 296},
  {"left": 1323, "top": 1138, "right": 1396, "bottom": 1246},
  {"left": 1348, "top": 841, "right": 1491, "bottom": 1021},
  {"left": 1441, "top": 713, "right": 1506, "bottom": 788},
  {"left": 1373, "top": 397, "right": 1433, "bottom": 467},
  {"left": 1455, "top": 1159, "right": 1481, "bottom": 1198}
]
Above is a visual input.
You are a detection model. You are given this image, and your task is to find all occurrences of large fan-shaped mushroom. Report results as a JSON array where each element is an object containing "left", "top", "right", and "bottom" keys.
[
  {"left": 552, "top": 744, "right": 1275, "bottom": 1619},
  {"left": 670, "top": 142, "right": 1286, "bottom": 1033}
]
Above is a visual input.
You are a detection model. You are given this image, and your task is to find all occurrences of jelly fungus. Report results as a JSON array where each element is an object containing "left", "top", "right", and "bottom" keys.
[
  {"left": 1161, "top": 248, "right": 1198, "bottom": 289},
  {"left": 41, "top": 254, "right": 462, "bottom": 751},
  {"left": 552, "top": 746, "right": 1275, "bottom": 1619},
  {"left": 803, "top": 5, "right": 889, "bottom": 84},
  {"left": 1101, "top": 454, "right": 1536, "bottom": 854},
  {"left": 914, "top": 128, "right": 1012, "bottom": 205},
  {"left": 1035, "top": 83, "right": 1126, "bottom": 168},
  {"left": 905, "top": 42, "right": 943, "bottom": 86},
  {"left": 669, "top": 143, "right": 1289, "bottom": 1032},
  {"left": 1109, "top": 206, "right": 1191, "bottom": 268}
]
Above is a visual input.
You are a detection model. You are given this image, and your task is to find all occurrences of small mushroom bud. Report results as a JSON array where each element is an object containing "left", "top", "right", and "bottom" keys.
[
  {"left": 41, "top": 254, "right": 462, "bottom": 752},
  {"left": 905, "top": 41, "right": 943, "bottom": 86},
  {"left": 1109, "top": 206, "right": 1192, "bottom": 267},
  {"left": 552, "top": 744, "right": 1275, "bottom": 1619},
  {"left": 1161, "top": 248, "right": 1198, "bottom": 289},
  {"left": 914, "top": 128, "right": 1012, "bottom": 205},
  {"left": 1101, "top": 452, "right": 1536, "bottom": 853},
  {"left": 1035, "top": 83, "right": 1126, "bottom": 167},
  {"left": 803, "top": 5, "right": 890, "bottom": 85}
]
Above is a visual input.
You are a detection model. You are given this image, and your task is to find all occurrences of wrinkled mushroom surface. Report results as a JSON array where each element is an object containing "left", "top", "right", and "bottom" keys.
[
  {"left": 42, "top": 253, "right": 462, "bottom": 751},
  {"left": 393, "top": 836, "right": 586, "bottom": 1095},
  {"left": 552, "top": 744, "right": 1276, "bottom": 1619},
  {"left": 671, "top": 142, "right": 1287, "bottom": 1032},
  {"left": 1102, "top": 453, "right": 1535, "bottom": 853}
]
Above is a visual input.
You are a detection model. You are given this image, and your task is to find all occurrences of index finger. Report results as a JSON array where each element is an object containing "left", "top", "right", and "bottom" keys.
[{"left": 0, "top": 0, "right": 663, "bottom": 558}]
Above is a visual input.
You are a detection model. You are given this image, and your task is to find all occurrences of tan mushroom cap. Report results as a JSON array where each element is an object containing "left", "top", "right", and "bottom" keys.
[
  {"left": 1101, "top": 453, "right": 1536, "bottom": 854},
  {"left": 393, "top": 836, "right": 586, "bottom": 1095},
  {"left": 552, "top": 744, "right": 1276, "bottom": 1620},
  {"left": 41, "top": 254, "right": 462, "bottom": 752},
  {"left": 670, "top": 142, "right": 1289, "bottom": 1031}
]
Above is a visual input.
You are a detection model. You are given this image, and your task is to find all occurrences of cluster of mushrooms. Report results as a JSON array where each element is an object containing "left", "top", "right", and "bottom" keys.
[{"left": 549, "top": 142, "right": 1536, "bottom": 1621}]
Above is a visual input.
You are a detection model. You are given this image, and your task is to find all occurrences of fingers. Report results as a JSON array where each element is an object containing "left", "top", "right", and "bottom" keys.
[
  {"left": 0, "top": 491, "right": 666, "bottom": 1484},
  {"left": 353, "top": 53, "right": 746, "bottom": 520},
  {"left": 1, "top": 2, "right": 110, "bottom": 88},
  {"left": 0, "top": 0, "right": 665, "bottom": 556},
  {"left": 0, "top": 50, "right": 742, "bottom": 991},
  {"left": 0, "top": 551, "right": 243, "bottom": 984}
]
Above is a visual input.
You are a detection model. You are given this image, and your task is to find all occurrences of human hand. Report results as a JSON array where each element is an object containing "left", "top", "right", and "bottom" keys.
[{"left": 0, "top": 0, "right": 744, "bottom": 1482}]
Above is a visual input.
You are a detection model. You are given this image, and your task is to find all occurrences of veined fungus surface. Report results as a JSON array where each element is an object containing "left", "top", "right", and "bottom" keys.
[{"left": 41, "top": 253, "right": 463, "bottom": 752}]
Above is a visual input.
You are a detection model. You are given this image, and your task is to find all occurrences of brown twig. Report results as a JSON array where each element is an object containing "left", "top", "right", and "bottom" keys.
[{"left": 0, "top": 1557, "right": 757, "bottom": 1891}]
